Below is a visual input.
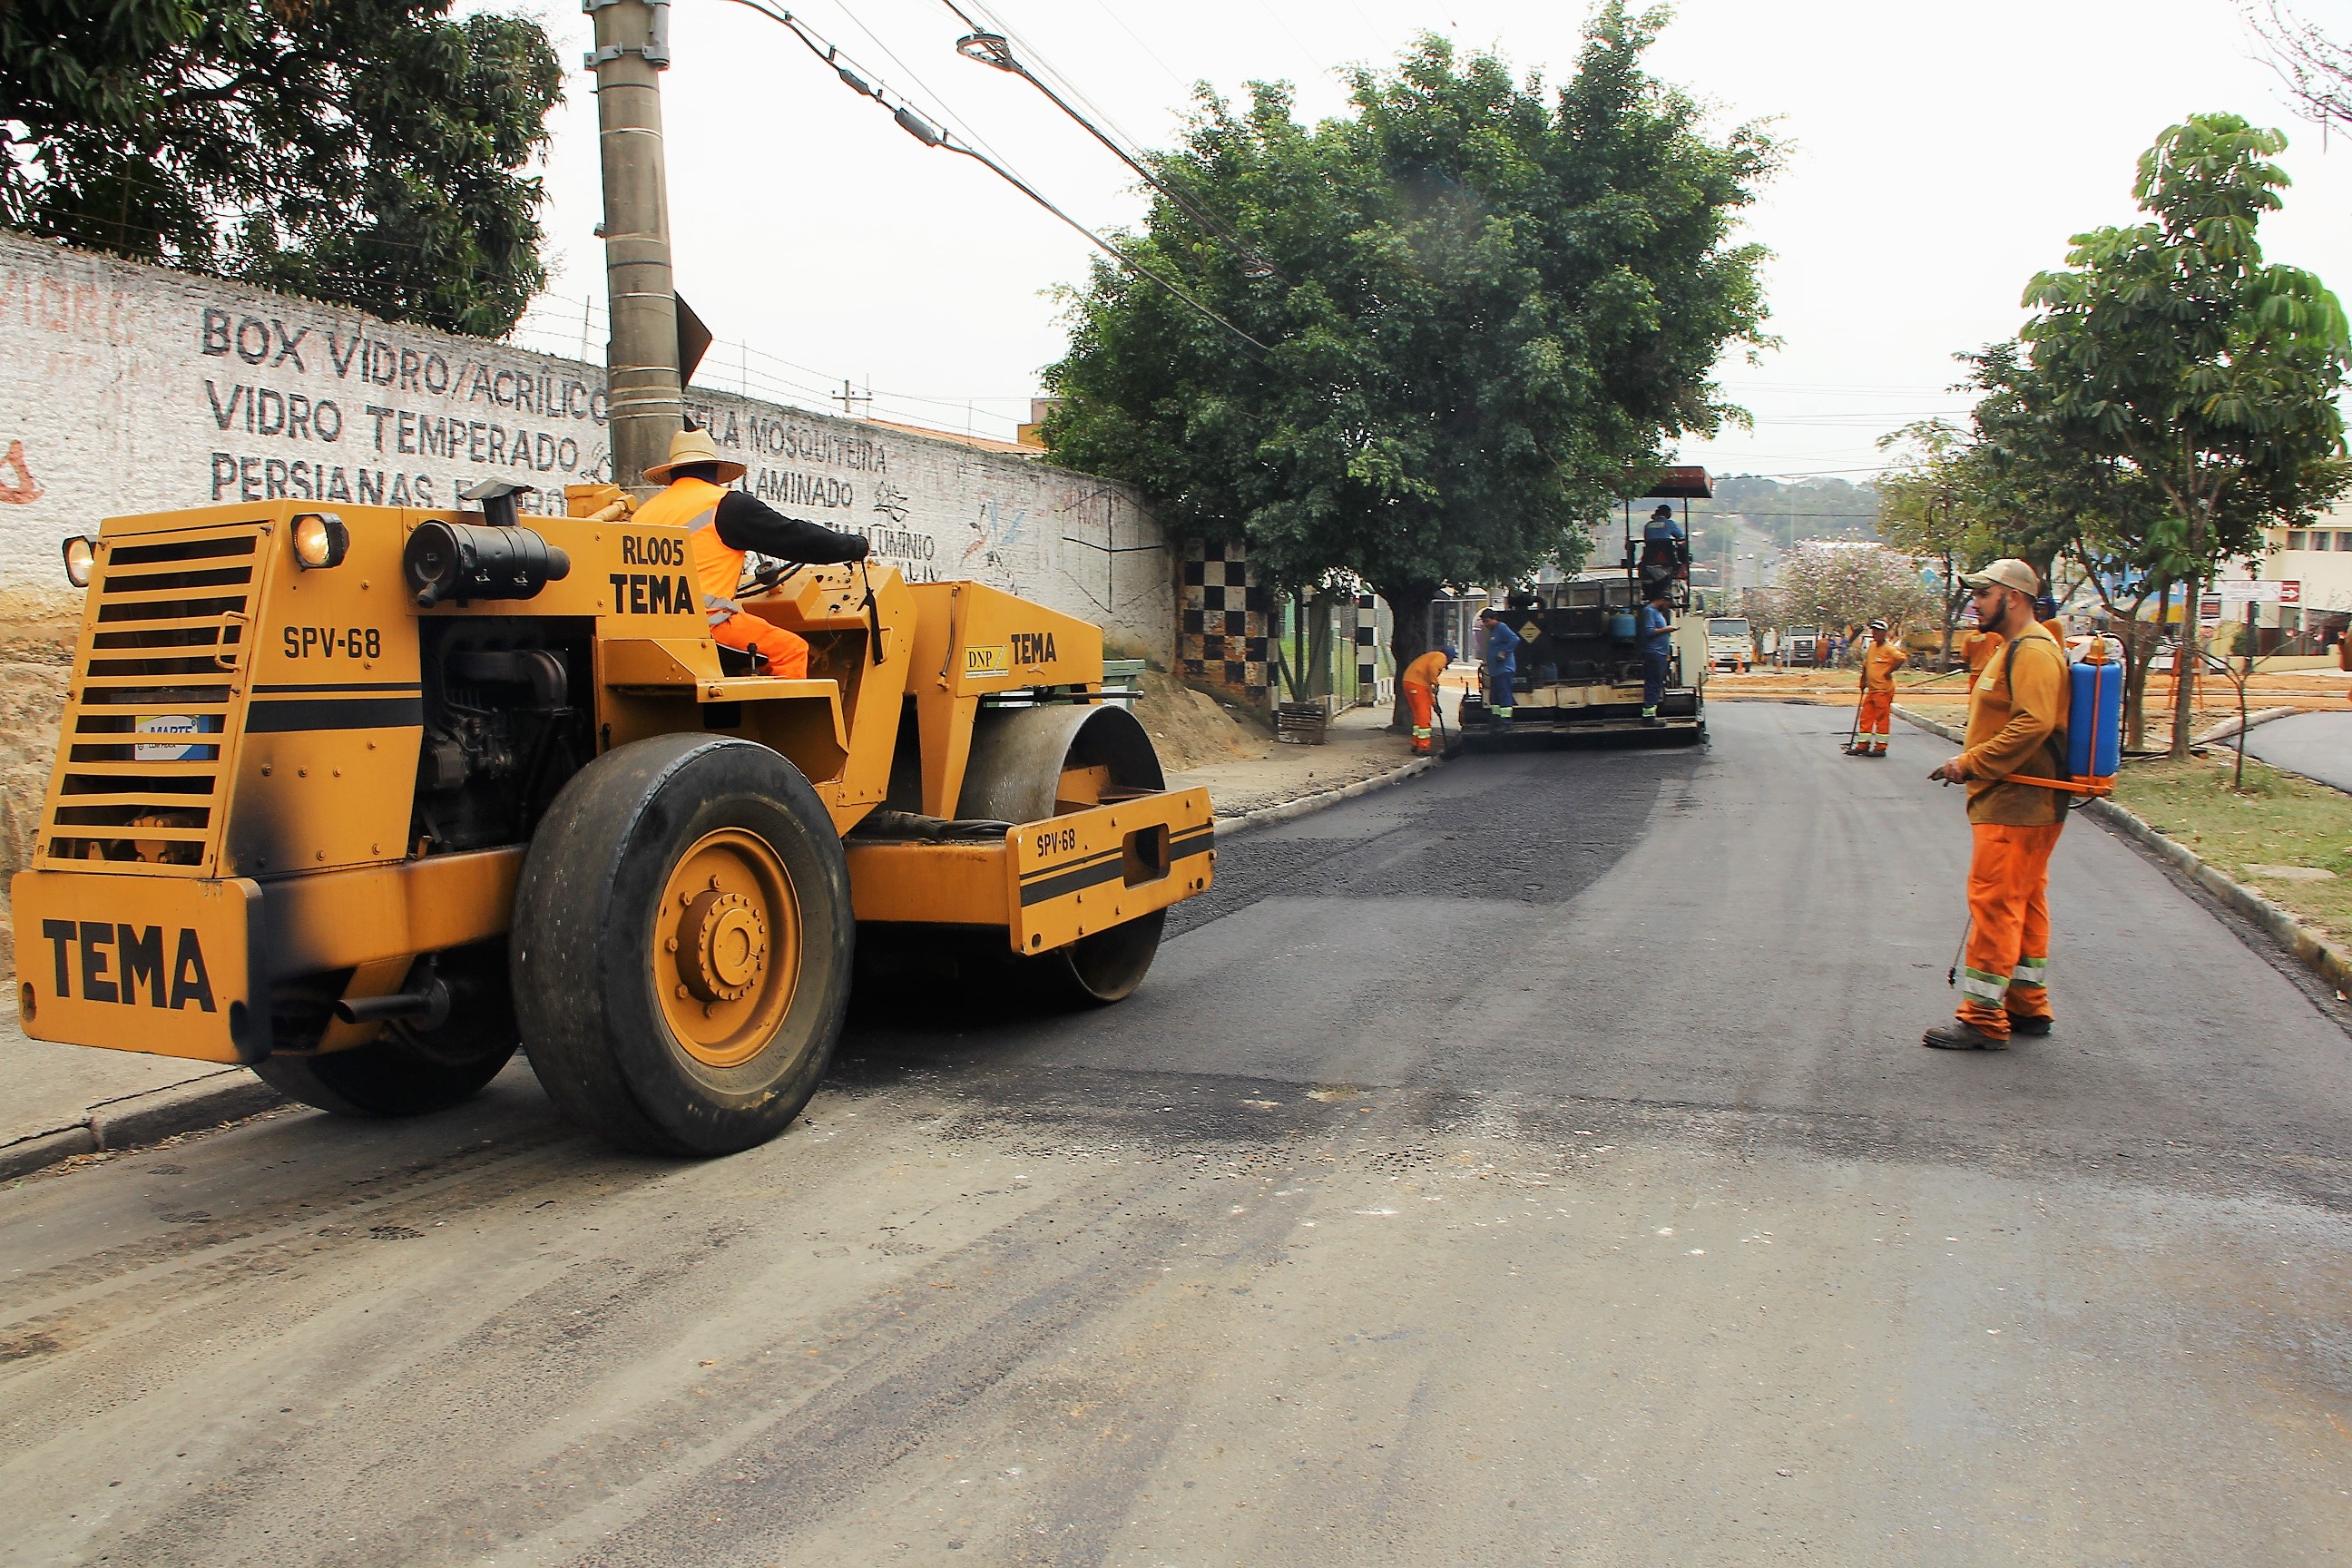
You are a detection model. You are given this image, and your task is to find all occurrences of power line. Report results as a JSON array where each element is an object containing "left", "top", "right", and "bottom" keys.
[
  {"left": 936, "top": 0, "right": 1285, "bottom": 280},
  {"left": 516, "top": 295, "right": 1061, "bottom": 440},
  {"left": 718, "top": 0, "right": 1270, "bottom": 356},
  {"left": 1076, "top": 0, "right": 1188, "bottom": 91}
]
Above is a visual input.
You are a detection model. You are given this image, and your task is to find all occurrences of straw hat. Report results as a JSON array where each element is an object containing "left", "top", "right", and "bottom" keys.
[{"left": 643, "top": 426, "right": 747, "bottom": 485}]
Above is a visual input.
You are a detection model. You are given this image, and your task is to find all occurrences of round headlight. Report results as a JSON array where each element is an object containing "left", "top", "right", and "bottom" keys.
[
  {"left": 61, "top": 535, "right": 94, "bottom": 588},
  {"left": 292, "top": 512, "right": 349, "bottom": 570}
]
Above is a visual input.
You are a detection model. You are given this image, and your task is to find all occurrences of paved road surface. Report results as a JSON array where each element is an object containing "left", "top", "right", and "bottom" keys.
[
  {"left": 2242, "top": 708, "right": 2352, "bottom": 794},
  {"left": 7, "top": 704, "right": 2352, "bottom": 1566}
]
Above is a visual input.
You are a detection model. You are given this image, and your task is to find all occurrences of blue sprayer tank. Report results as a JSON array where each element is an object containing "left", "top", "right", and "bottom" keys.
[{"left": 2067, "top": 651, "right": 2123, "bottom": 779}]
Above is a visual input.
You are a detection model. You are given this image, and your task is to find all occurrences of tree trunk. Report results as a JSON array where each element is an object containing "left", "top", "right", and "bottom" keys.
[
  {"left": 2169, "top": 569, "right": 2202, "bottom": 759},
  {"left": 1938, "top": 549, "right": 1955, "bottom": 671},
  {"left": 2119, "top": 604, "right": 2159, "bottom": 752},
  {"left": 1378, "top": 579, "right": 1439, "bottom": 733}
]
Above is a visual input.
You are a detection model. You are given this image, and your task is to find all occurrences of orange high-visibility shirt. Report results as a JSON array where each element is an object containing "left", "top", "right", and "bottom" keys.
[
  {"left": 1860, "top": 640, "right": 1906, "bottom": 692},
  {"left": 633, "top": 475, "right": 739, "bottom": 613},
  {"left": 1402, "top": 650, "right": 1448, "bottom": 688}
]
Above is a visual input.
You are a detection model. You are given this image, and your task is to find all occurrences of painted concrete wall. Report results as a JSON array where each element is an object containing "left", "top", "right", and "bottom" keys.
[{"left": 0, "top": 230, "right": 1171, "bottom": 660}]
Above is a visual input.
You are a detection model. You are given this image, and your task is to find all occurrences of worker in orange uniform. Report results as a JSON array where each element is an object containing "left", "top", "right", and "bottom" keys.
[
  {"left": 1847, "top": 618, "right": 1906, "bottom": 757},
  {"left": 1960, "top": 612, "right": 2004, "bottom": 691},
  {"left": 633, "top": 426, "right": 872, "bottom": 678},
  {"left": 1401, "top": 643, "right": 1457, "bottom": 755},
  {"left": 1924, "top": 558, "right": 2069, "bottom": 1051}
]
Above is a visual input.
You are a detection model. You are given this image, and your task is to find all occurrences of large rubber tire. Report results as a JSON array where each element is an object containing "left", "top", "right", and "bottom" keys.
[
  {"left": 961, "top": 704, "right": 1169, "bottom": 1005},
  {"left": 512, "top": 734, "right": 853, "bottom": 1156},
  {"left": 251, "top": 943, "right": 518, "bottom": 1117}
]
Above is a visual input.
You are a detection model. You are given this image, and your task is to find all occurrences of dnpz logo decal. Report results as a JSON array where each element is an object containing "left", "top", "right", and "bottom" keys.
[{"left": 39, "top": 921, "right": 217, "bottom": 1011}]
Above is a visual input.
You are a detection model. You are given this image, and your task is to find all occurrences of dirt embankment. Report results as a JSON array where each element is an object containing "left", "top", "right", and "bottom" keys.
[
  {"left": 0, "top": 597, "right": 78, "bottom": 986},
  {"left": 1132, "top": 670, "right": 1269, "bottom": 771}
]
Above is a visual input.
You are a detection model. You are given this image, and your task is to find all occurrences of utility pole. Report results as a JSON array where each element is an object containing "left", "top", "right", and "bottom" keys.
[{"left": 587, "top": 0, "right": 681, "bottom": 494}]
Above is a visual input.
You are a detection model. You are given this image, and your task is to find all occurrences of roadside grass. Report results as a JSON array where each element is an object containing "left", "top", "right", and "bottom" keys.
[{"left": 2112, "top": 754, "right": 2352, "bottom": 946}]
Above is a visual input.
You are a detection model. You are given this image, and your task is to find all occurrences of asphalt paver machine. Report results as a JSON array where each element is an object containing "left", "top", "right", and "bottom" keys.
[{"left": 1455, "top": 469, "right": 1713, "bottom": 743}]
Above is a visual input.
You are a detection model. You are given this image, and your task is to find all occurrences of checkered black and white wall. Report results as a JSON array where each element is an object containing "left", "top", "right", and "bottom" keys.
[{"left": 1180, "top": 539, "right": 1271, "bottom": 703}]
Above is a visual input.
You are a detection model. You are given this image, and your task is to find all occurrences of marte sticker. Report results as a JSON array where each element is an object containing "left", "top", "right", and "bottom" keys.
[
  {"left": 965, "top": 644, "right": 1010, "bottom": 676},
  {"left": 134, "top": 713, "right": 219, "bottom": 762}
]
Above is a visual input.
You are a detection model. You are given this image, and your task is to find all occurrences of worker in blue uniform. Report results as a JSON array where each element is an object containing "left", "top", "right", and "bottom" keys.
[
  {"left": 1640, "top": 592, "right": 1674, "bottom": 725},
  {"left": 1479, "top": 606, "right": 1520, "bottom": 723},
  {"left": 1640, "top": 505, "right": 1688, "bottom": 600}
]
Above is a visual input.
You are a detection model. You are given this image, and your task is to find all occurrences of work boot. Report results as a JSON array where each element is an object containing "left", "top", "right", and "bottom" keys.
[
  {"left": 2006, "top": 1014, "right": 2053, "bottom": 1036},
  {"left": 1642, "top": 707, "right": 1662, "bottom": 727},
  {"left": 1868, "top": 747, "right": 1887, "bottom": 758},
  {"left": 1843, "top": 745, "right": 1869, "bottom": 757},
  {"left": 1921, "top": 1021, "right": 2009, "bottom": 1051}
]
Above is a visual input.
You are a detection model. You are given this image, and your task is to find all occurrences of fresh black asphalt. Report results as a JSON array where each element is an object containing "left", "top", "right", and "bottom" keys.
[{"left": 6, "top": 701, "right": 2352, "bottom": 1565}]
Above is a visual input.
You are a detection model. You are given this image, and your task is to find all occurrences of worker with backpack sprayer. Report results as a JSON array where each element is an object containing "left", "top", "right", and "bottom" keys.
[{"left": 1923, "top": 558, "right": 2072, "bottom": 1051}]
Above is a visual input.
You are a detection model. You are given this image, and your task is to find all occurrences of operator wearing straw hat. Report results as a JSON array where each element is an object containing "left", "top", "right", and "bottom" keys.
[{"left": 632, "top": 425, "right": 872, "bottom": 679}]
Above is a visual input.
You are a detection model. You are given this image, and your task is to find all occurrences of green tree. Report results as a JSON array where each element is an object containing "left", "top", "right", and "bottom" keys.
[
  {"left": 1958, "top": 344, "right": 2185, "bottom": 746},
  {"left": 1042, "top": 9, "right": 1775, "bottom": 716},
  {"left": 1874, "top": 418, "right": 2000, "bottom": 667},
  {"left": 2020, "top": 113, "right": 2351, "bottom": 757},
  {"left": 0, "top": 0, "right": 563, "bottom": 337}
]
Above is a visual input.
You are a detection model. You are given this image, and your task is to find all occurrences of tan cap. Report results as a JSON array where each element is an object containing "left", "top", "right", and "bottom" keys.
[
  {"left": 642, "top": 426, "right": 748, "bottom": 485},
  {"left": 1959, "top": 557, "right": 2039, "bottom": 596}
]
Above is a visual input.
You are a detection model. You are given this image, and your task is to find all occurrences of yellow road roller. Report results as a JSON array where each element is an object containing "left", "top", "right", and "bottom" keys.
[{"left": 13, "top": 485, "right": 1211, "bottom": 1154}]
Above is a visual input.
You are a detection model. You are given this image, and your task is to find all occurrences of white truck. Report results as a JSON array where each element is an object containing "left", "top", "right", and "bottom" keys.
[{"left": 1706, "top": 616, "right": 1754, "bottom": 672}]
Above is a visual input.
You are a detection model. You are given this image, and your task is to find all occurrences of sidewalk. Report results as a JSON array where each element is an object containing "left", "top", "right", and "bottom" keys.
[
  {"left": 3, "top": 698, "right": 1433, "bottom": 1180},
  {"left": 1166, "top": 700, "right": 1425, "bottom": 819},
  {"left": 0, "top": 1017, "right": 281, "bottom": 1179}
]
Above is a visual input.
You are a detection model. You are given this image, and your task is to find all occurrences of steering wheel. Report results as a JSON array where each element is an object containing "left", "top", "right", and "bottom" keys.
[{"left": 736, "top": 558, "right": 799, "bottom": 598}]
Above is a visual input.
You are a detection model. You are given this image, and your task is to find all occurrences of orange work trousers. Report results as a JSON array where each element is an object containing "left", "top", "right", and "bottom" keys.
[
  {"left": 712, "top": 610, "right": 808, "bottom": 679},
  {"left": 1405, "top": 681, "right": 1436, "bottom": 753},
  {"left": 1856, "top": 689, "right": 1893, "bottom": 751},
  {"left": 1955, "top": 821, "right": 2063, "bottom": 1036}
]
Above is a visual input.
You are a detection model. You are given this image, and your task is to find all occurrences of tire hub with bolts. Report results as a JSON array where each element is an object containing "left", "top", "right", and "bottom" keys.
[
  {"left": 653, "top": 826, "right": 802, "bottom": 1069},
  {"left": 681, "top": 887, "right": 766, "bottom": 1004}
]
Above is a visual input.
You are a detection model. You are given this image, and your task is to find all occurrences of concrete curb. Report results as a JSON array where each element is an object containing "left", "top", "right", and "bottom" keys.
[
  {"left": 1886, "top": 706, "right": 1965, "bottom": 750},
  {"left": 1893, "top": 703, "right": 2352, "bottom": 995},
  {"left": 1212, "top": 755, "right": 1438, "bottom": 839},
  {"left": 0, "top": 1070, "right": 284, "bottom": 1183}
]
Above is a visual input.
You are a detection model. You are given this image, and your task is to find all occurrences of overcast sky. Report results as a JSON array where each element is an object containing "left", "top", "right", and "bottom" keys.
[{"left": 496, "top": 0, "right": 2352, "bottom": 481}]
